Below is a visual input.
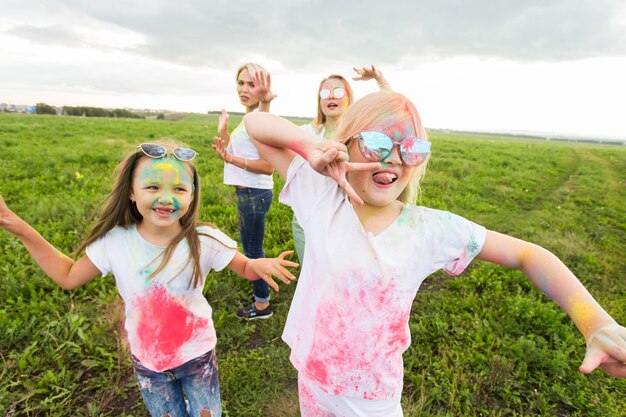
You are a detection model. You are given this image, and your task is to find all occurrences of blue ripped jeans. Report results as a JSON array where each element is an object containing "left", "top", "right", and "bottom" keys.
[
  {"left": 236, "top": 187, "right": 273, "bottom": 302},
  {"left": 132, "top": 350, "right": 221, "bottom": 417}
]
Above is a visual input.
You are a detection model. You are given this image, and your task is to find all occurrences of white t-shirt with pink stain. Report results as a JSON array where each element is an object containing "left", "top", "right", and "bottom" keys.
[
  {"left": 279, "top": 156, "right": 486, "bottom": 400},
  {"left": 86, "top": 224, "right": 236, "bottom": 372}
]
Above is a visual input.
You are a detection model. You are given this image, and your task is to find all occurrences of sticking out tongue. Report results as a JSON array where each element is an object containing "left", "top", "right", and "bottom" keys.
[{"left": 372, "top": 172, "right": 396, "bottom": 185}]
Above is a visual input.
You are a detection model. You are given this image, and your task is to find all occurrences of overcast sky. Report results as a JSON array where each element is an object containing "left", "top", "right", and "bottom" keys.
[{"left": 2, "top": 0, "right": 626, "bottom": 139}]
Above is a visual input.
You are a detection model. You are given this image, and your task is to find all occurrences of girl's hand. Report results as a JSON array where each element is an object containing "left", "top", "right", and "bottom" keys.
[
  {"left": 308, "top": 142, "right": 381, "bottom": 205},
  {"left": 248, "top": 251, "right": 299, "bottom": 292},
  {"left": 218, "top": 108, "right": 229, "bottom": 139},
  {"left": 580, "top": 323, "right": 626, "bottom": 378},
  {"left": 252, "top": 68, "right": 277, "bottom": 104},
  {"left": 0, "top": 196, "right": 28, "bottom": 237},
  {"left": 212, "top": 136, "right": 229, "bottom": 161}
]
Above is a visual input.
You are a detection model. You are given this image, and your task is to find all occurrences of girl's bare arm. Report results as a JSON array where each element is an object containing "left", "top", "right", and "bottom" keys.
[
  {"left": 478, "top": 230, "right": 626, "bottom": 377},
  {"left": 0, "top": 196, "right": 101, "bottom": 290}
]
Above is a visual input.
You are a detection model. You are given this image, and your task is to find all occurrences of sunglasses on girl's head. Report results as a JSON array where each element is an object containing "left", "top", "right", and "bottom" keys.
[
  {"left": 137, "top": 143, "right": 198, "bottom": 161},
  {"left": 319, "top": 87, "right": 345, "bottom": 99},
  {"left": 354, "top": 131, "right": 431, "bottom": 166}
]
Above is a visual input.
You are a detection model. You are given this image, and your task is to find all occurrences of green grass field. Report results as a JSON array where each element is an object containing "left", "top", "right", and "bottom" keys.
[{"left": 0, "top": 113, "right": 624, "bottom": 417}]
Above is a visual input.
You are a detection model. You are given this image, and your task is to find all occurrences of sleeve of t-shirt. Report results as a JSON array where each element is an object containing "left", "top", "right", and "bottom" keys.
[
  {"left": 279, "top": 155, "right": 337, "bottom": 227},
  {"left": 198, "top": 226, "right": 238, "bottom": 272},
  {"left": 429, "top": 210, "right": 487, "bottom": 276},
  {"left": 85, "top": 234, "right": 112, "bottom": 277}
]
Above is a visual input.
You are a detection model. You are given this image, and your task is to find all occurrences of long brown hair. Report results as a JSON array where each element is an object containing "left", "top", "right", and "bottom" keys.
[
  {"left": 311, "top": 74, "right": 354, "bottom": 134},
  {"left": 333, "top": 91, "right": 430, "bottom": 204},
  {"left": 74, "top": 142, "right": 223, "bottom": 288}
]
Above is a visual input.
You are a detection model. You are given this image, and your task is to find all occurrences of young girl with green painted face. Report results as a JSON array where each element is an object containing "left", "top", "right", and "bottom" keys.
[
  {"left": 243, "top": 92, "right": 626, "bottom": 417},
  {"left": 0, "top": 141, "right": 298, "bottom": 417}
]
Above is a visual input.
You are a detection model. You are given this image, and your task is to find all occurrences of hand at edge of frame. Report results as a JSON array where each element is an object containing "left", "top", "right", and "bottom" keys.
[
  {"left": 579, "top": 323, "right": 626, "bottom": 378},
  {"left": 0, "top": 195, "right": 28, "bottom": 237}
]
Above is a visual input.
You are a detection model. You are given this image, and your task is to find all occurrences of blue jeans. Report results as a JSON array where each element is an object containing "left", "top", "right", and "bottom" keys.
[
  {"left": 236, "top": 187, "right": 273, "bottom": 302},
  {"left": 132, "top": 350, "right": 221, "bottom": 417}
]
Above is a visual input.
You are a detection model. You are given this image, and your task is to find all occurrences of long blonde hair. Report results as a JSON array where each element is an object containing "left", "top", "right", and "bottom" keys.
[
  {"left": 333, "top": 91, "right": 430, "bottom": 204},
  {"left": 74, "top": 141, "right": 222, "bottom": 288},
  {"left": 311, "top": 74, "right": 354, "bottom": 134}
]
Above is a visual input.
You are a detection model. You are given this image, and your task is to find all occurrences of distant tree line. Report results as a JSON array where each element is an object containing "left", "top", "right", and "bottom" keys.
[
  {"left": 33, "top": 103, "right": 144, "bottom": 119},
  {"left": 35, "top": 103, "right": 57, "bottom": 115},
  {"left": 64, "top": 106, "right": 144, "bottom": 119}
]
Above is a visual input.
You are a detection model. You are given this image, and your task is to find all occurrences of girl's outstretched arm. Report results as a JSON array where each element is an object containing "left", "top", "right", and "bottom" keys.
[
  {"left": 478, "top": 230, "right": 626, "bottom": 377},
  {"left": 0, "top": 196, "right": 101, "bottom": 290},
  {"left": 226, "top": 250, "right": 299, "bottom": 292},
  {"left": 244, "top": 112, "right": 316, "bottom": 179},
  {"left": 244, "top": 112, "right": 380, "bottom": 204}
]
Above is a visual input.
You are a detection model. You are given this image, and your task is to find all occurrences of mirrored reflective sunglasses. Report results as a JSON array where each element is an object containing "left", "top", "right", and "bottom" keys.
[
  {"left": 319, "top": 87, "right": 346, "bottom": 99},
  {"left": 137, "top": 143, "right": 199, "bottom": 161},
  {"left": 354, "top": 131, "right": 431, "bottom": 166}
]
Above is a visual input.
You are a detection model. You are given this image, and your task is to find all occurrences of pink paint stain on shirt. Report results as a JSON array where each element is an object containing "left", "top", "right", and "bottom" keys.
[
  {"left": 304, "top": 273, "right": 410, "bottom": 399},
  {"left": 134, "top": 285, "right": 209, "bottom": 370}
]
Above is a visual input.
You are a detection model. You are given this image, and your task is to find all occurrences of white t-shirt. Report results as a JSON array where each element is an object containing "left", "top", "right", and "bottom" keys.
[
  {"left": 279, "top": 156, "right": 486, "bottom": 400},
  {"left": 86, "top": 224, "right": 237, "bottom": 372},
  {"left": 300, "top": 123, "right": 324, "bottom": 138},
  {"left": 224, "top": 118, "right": 274, "bottom": 189}
]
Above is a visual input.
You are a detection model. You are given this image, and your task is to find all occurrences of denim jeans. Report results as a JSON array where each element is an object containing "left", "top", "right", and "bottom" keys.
[
  {"left": 132, "top": 350, "right": 221, "bottom": 417},
  {"left": 236, "top": 187, "right": 273, "bottom": 302}
]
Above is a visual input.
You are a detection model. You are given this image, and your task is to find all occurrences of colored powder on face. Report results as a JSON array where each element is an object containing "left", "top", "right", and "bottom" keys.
[
  {"left": 170, "top": 197, "right": 181, "bottom": 211},
  {"left": 139, "top": 158, "right": 192, "bottom": 188},
  {"left": 134, "top": 285, "right": 208, "bottom": 370},
  {"left": 374, "top": 110, "right": 416, "bottom": 141},
  {"left": 154, "top": 162, "right": 173, "bottom": 170},
  {"left": 154, "top": 161, "right": 180, "bottom": 184}
]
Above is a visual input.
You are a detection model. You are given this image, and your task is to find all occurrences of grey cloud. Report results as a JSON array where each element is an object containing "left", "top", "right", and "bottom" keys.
[
  {"left": 11, "top": 0, "right": 626, "bottom": 70},
  {"left": 9, "top": 24, "right": 88, "bottom": 48}
]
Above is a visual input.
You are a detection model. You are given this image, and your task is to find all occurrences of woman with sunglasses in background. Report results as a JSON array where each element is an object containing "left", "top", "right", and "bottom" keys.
[
  {"left": 292, "top": 65, "right": 392, "bottom": 263},
  {"left": 0, "top": 141, "right": 298, "bottom": 417},
  {"left": 243, "top": 92, "right": 626, "bottom": 416},
  {"left": 211, "top": 63, "right": 279, "bottom": 320}
]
